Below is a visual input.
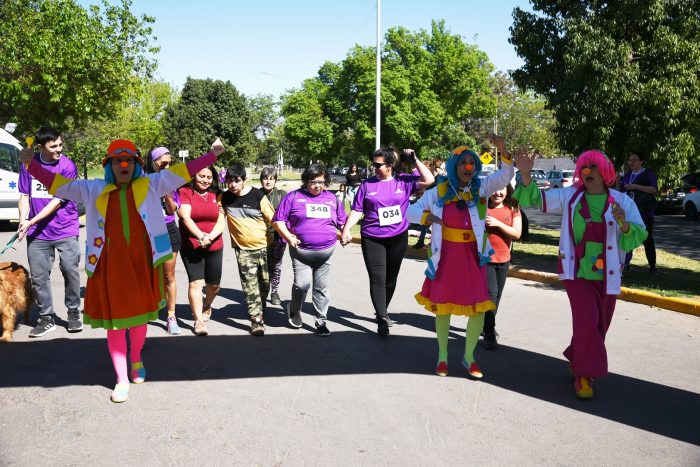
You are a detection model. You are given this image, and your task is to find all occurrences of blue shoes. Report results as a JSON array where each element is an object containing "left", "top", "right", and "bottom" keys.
[{"left": 131, "top": 361, "right": 146, "bottom": 384}]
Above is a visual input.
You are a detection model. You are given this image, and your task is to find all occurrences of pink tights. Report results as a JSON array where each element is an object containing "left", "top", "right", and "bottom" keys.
[{"left": 106, "top": 325, "right": 147, "bottom": 384}]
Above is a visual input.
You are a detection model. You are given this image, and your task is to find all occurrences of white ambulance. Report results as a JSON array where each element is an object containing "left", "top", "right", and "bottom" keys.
[{"left": 0, "top": 128, "right": 22, "bottom": 221}]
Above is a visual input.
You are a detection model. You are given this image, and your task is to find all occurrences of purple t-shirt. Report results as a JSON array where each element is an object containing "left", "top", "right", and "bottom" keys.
[
  {"left": 620, "top": 168, "right": 658, "bottom": 215},
  {"left": 18, "top": 153, "right": 79, "bottom": 241},
  {"left": 352, "top": 174, "right": 419, "bottom": 238},
  {"left": 273, "top": 189, "right": 347, "bottom": 250}
]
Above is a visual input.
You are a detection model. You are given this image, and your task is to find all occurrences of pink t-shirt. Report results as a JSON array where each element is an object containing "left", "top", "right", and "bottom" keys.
[{"left": 178, "top": 186, "right": 223, "bottom": 251}]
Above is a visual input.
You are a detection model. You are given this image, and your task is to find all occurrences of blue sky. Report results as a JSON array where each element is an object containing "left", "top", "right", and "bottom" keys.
[{"left": 84, "top": 1, "right": 530, "bottom": 98}]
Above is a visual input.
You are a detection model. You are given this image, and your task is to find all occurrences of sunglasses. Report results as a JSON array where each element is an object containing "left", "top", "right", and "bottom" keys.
[
  {"left": 307, "top": 180, "right": 325, "bottom": 186},
  {"left": 372, "top": 162, "right": 388, "bottom": 169}
]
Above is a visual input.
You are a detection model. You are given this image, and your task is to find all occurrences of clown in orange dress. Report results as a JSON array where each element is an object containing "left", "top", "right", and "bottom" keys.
[{"left": 21, "top": 138, "right": 224, "bottom": 402}]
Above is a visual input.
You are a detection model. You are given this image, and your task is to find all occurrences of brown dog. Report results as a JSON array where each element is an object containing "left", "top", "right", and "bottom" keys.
[{"left": 0, "top": 262, "right": 34, "bottom": 342}]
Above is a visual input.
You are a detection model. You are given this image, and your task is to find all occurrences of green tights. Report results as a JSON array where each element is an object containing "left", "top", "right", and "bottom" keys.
[{"left": 435, "top": 313, "right": 485, "bottom": 364}]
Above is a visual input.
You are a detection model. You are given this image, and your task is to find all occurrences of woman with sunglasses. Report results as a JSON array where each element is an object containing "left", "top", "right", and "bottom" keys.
[
  {"left": 144, "top": 147, "right": 183, "bottom": 335},
  {"left": 406, "top": 136, "right": 514, "bottom": 380},
  {"left": 273, "top": 164, "right": 347, "bottom": 335},
  {"left": 515, "top": 150, "right": 647, "bottom": 399},
  {"left": 340, "top": 147, "right": 434, "bottom": 336}
]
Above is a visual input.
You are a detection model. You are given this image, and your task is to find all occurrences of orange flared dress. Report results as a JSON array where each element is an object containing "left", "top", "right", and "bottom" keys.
[{"left": 83, "top": 184, "right": 166, "bottom": 329}]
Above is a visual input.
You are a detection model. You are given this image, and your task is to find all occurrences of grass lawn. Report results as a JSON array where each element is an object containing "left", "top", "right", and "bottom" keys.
[{"left": 510, "top": 228, "right": 700, "bottom": 299}]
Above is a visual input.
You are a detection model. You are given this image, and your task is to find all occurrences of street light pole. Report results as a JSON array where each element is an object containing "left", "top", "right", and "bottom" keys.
[{"left": 375, "top": 0, "right": 381, "bottom": 150}]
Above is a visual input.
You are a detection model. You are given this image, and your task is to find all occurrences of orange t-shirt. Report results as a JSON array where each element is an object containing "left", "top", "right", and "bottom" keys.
[{"left": 486, "top": 205, "right": 520, "bottom": 263}]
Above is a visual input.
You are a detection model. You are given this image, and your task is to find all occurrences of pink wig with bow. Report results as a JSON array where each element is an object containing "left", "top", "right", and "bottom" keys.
[{"left": 573, "top": 150, "right": 617, "bottom": 188}]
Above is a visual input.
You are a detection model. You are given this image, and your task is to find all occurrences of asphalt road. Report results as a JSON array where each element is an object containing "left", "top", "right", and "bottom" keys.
[
  {"left": 523, "top": 208, "right": 700, "bottom": 262},
  {"left": 0, "top": 225, "right": 698, "bottom": 465}
]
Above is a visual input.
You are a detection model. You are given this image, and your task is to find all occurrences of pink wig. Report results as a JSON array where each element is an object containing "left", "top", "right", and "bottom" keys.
[{"left": 574, "top": 150, "right": 616, "bottom": 188}]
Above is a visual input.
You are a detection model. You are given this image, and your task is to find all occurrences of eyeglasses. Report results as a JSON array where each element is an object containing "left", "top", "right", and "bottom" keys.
[
  {"left": 372, "top": 162, "right": 388, "bottom": 169},
  {"left": 307, "top": 180, "right": 325, "bottom": 186}
]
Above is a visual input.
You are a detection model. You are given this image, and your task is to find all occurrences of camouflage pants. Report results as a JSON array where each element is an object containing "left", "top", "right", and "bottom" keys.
[{"left": 235, "top": 247, "right": 270, "bottom": 319}]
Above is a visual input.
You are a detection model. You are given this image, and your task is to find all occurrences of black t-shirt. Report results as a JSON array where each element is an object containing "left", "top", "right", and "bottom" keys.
[{"left": 346, "top": 173, "right": 361, "bottom": 187}]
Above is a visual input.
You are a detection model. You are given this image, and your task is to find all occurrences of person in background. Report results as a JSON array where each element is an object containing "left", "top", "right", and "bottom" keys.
[
  {"left": 406, "top": 136, "right": 514, "bottom": 379},
  {"left": 619, "top": 152, "right": 658, "bottom": 274},
  {"left": 345, "top": 163, "right": 362, "bottom": 206},
  {"left": 515, "top": 149, "right": 647, "bottom": 399},
  {"left": 413, "top": 159, "right": 445, "bottom": 249},
  {"left": 20, "top": 137, "right": 224, "bottom": 402},
  {"left": 260, "top": 166, "right": 287, "bottom": 306},
  {"left": 178, "top": 165, "right": 225, "bottom": 337},
  {"left": 219, "top": 164, "right": 275, "bottom": 336},
  {"left": 340, "top": 147, "right": 434, "bottom": 336},
  {"left": 273, "top": 164, "right": 346, "bottom": 336},
  {"left": 144, "top": 146, "right": 183, "bottom": 335},
  {"left": 17, "top": 126, "right": 82, "bottom": 337},
  {"left": 483, "top": 184, "right": 522, "bottom": 349}
]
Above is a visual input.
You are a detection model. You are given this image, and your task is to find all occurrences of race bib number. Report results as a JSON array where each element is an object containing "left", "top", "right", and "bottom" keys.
[
  {"left": 306, "top": 203, "right": 331, "bottom": 219},
  {"left": 31, "top": 179, "right": 52, "bottom": 199},
  {"left": 378, "top": 205, "right": 402, "bottom": 226}
]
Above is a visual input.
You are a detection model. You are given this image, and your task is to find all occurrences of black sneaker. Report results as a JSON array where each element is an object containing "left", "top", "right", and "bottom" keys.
[
  {"left": 316, "top": 324, "right": 331, "bottom": 337},
  {"left": 67, "top": 309, "right": 83, "bottom": 333},
  {"left": 377, "top": 317, "right": 390, "bottom": 337},
  {"left": 270, "top": 292, "right": 281, "bottom": 306},
  {"left": 483, "top": 332, "right": 498, "bottom": 350},
  {"left": 250, "top": 316, "right": 265, "bottom": 336},
  {"left": 287, "top": 303, "right": 302, "bottom": 328},
  {"left": 29, "top": 316, "right": 56, "bottom": 338}
]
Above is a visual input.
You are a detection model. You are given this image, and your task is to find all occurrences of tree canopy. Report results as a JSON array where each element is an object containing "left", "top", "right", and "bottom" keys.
[
  {"left": 281, "top": 20, "right": 496, "bottom": 165},
  {"left": 0, "top": 0, "right": 158, "bottom": 135},
  {"left": 510, "top": 0, "right": 700, "bottom": 183},
  {"left": 162, "top": 78, "right": 255, "bottom": 166}
]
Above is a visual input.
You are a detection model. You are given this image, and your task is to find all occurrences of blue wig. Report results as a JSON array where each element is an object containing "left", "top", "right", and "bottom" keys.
[
  {"left": 436, "top": 147, "right": 482, "bottom": 207},
  {"left": 104, "top": 162, "right": 143, "bottom": 184}
]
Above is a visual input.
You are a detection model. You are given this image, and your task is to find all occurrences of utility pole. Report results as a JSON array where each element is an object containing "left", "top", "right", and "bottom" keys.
[{"left": 375, "top": 0, "right": 381, "bottom": 150}]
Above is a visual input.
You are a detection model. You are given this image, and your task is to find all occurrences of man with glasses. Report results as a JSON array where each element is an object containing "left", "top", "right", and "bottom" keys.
[
  {"left": 18, "top": 126, "right": 82, "bottom": 337},
  {"left": 218, "top": 163, "right": 276, "bottom": 336}
]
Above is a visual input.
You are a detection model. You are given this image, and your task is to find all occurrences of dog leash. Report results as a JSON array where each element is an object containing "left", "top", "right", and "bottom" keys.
[{"left": 0, "top": 231, "right": 20, "bottom": 256}]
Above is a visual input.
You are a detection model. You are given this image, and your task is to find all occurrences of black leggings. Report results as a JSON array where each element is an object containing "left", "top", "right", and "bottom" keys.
[
  {"left": 485, "top": 261, "right": 510, "bottom": 334},
  {"left": 360, "top": 231, "right": 408, "bottom": 319},
  {"left": 642, "top": 215, "right": 656, "bottom": 268}
]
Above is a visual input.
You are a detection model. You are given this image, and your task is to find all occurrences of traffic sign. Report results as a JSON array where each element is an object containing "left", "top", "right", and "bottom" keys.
[{"left": 480, "top": 152, "right": 493, "bottom": 164}]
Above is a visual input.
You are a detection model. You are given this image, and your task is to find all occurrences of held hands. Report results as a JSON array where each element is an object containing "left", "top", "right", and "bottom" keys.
[
  {"left": 287, "top": 234, "right": 301, "bottom": 248},
  {"left": 340, "top": 231, "right": 352, "bottom": 246},
  {"left": 210, "top": 138, "right": 225, "bottom": 157},
  {"left": 198, "top": 233, "right": 213, "bottom": 249},
  {"left": 425, "top": 213, "right": 443, "bottom": 225}
]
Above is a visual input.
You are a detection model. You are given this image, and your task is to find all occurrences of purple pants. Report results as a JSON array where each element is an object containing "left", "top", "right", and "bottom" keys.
[{"left": 562, "top": 279, "right": 617, "bottom": 378}]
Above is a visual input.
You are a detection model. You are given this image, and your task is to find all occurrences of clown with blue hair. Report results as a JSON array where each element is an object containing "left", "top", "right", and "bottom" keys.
[
  {"left": 406, "top": 135, "right": 514, "bottom": 379},
  {"left": 21, "top": 138, "right": 225, "bottom": 403}
]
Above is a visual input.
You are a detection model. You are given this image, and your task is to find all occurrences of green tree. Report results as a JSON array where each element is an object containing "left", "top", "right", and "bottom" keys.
[
  {"left": 0, "top": 0, "right": 158, "bottom": 134},
  {"left": 162, "top": 78, "right": 255, "bottom": 166},
  {"left": 510, "top": 0, "right": 700, "bottom": 184},
  {"left": 281, "top": 20, "right": 496, "bottom": 164},
  {"left": 68, "top": 79, "right": 177, "bottom": 175}
]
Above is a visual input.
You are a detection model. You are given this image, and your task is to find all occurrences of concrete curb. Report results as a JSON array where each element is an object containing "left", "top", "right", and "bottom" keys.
[{"left": 356, "top": 235, "right": 700, "bottom": 318}]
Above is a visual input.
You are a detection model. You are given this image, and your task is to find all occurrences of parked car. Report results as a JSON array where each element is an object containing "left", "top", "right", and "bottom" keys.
[
  {"left": 657, "top": 171, "right": 700, "bottom": 214},
  {"left": 681, "top": 185, "right": 700, "bottom": 219},
  {"left": 514, "top": 169, "right": 550, "bottom": 190},
  {"left": 545, "top": 169, "right": 575, "bottom": 188},
  {"left": 0, "top": 128, "right": 22, "bottom": 221}
]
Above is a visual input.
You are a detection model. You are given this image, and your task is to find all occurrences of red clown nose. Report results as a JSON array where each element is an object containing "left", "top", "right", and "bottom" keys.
[
  {"left": 582, "top": 167, "right": 592, "bottom": 176},
  {"left": 120, "top": 161, "right": 129, "bottom": 168},
  {"left": 465, "top": 163, "right": 474, "bottom": 171}
]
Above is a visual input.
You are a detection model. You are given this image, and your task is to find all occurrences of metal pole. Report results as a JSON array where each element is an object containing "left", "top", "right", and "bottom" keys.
[{"left": 375, "top": 0, "right": 381, "bottom": 150}]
